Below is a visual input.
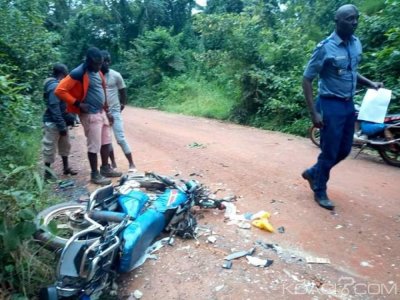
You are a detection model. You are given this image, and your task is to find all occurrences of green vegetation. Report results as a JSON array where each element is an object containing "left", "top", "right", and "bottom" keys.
[
  {"left": 1, "top": 0, "right": 399, "bottom": 297},
  {"left": 159, "top": 75, "right": 238, "bottom": 119}
]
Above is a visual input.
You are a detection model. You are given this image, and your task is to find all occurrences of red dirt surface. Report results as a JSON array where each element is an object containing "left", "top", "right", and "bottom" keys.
[{"left": 58, "top": 107, "right": 400, "bottom": 300}]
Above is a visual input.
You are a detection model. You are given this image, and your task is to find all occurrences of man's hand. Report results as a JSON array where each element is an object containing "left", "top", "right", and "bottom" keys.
[
  {"left": 107, "top": 113, "right": 114, "bottom": 125},
  {"left": 311, "top": 112, "right": 324, "bottom": 128},
  {"left": 59, "top": 130, "right": 68, "bottom": 136},
  {"left": 371, "top": 82, "right": 384, "bottom": 90},
  {"left": 79, "top": 103, "right": 90, "bottom": 113}
]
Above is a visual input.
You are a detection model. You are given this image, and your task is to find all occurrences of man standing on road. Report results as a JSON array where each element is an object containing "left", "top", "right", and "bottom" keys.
[
  {"left": 302, "top": 4, "right": 383, "bottom": 210},
  {"left": 55, "top": 47, "right": 122, "bottom": 185},
  {"left": 42, "top": 63, "right": 77, "bottom": 181},
  {"left": 100, "top": 50, "right": 137, "bottom": 172}
]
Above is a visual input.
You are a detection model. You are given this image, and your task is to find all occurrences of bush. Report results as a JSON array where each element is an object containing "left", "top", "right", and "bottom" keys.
[{"left": 158, "top": 74, "right": 239, "bottom": 119}]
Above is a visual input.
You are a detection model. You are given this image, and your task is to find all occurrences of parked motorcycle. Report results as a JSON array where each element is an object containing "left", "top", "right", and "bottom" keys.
[
  {"left": 36, "top": 172, "right": 229, "bottom": 299},
  {"left": 309, "top": 112, "right": 400, "bottom": 167}
]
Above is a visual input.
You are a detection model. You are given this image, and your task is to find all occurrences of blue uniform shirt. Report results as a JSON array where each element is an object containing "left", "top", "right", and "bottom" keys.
[{"left": 304, "top": 32, "right": 362, "bottom": 99}]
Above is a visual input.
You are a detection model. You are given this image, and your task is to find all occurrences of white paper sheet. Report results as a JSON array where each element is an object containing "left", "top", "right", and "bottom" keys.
[{"left": 357, "top": 88, "right": 392, "bottom": 123}]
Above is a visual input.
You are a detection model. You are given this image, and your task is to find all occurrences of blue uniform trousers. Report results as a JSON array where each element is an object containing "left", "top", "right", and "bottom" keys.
[{"left": 308, "top": 96, "right": 355, "bottom": 197}]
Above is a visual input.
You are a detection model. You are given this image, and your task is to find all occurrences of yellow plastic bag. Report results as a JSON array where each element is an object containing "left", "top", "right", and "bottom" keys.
[{"left": 251, "top": 218, "right": 274, "bottom": 232}]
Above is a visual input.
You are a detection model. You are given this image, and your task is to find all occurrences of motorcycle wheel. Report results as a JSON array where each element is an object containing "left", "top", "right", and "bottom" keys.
[
  {"left": 34, "top": 202, "right": 99, "bottom": 250},
  {"left": 309, "top": 126, "right": 320, "bottom": 147},
  {"left": 378, "top": 145, "right": 400, "bottom": 167}
]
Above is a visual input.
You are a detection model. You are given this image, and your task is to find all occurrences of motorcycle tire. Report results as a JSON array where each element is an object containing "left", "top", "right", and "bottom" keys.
[
  {"left": 34, "top": 202, "right": 99, "bottom": 251},
  {"left": 309, "top": 126, "right": 320, "bottom": 147},
  {"left": 378, "top": 145, "right": 400, "bottom": 167}
]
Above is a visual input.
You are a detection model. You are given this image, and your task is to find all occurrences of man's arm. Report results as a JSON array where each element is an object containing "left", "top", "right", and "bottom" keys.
[
  {"left": 55, "top": 75, "right": 89, "bottom": 113},
  {"left": 357, "top": 74, "right": 384, "bottom": 90},
  {"left": 118, "top": 88, "right": 127, "bottom": 111},
  {"left": 48, "top": 88, "right": 67, "bottom": 134},
  {"left": 55, "top": 75, "right": 78, "bottom": 105},
  {"left": 303, "top": 77, "right": 323, "bottom": 128}
]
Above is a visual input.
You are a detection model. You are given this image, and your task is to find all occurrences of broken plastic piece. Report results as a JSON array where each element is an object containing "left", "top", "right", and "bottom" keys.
[
  {"left": 224, "top": 247, "right": 255, "bottom": 261},
  {"left": 246, "top": 256, "right": 274, "bottom": 267},
  {"left": 222, "top": 260, "right": 233, "bottom": 269},
  {"left": 59, "top": 180, "right": 74, "bottom": 188},
  {"left": 305, "top": 256, "right": 330, "bottom": 264}
]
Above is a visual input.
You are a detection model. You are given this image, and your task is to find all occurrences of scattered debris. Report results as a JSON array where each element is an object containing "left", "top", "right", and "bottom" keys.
[
  {"left": 222, "top": 260, "right": 233, "bottom": 269},
  {"left": 132, "top": 237, "right": 171, "bottom": 269},
  {"left": 256, "top": 240, "right": 305, "bottom": 264},
  {"left": 188, "top": 142, "right": 206, "bottom": 149},
  {"left": 132, "top": 290, "right": 143, "bottom": 299},
  {"left": 246, "top": 256, "right": 274, "bottom": 268},
  {"left": 252, "top": 217, "right": 274, "bottom": 232},
  {"left": 58, "top": 179, "right": 74, "bottom": 189},
  {"left": 243, "top": 212, "right": 253, "bottom": 220},
  {"left": 277, "top": 226, "right": 285, "bottom": 233},
  {"left": 207, "top": 236, "right": 217, "bottom": 244},
  {"left": 250, "top": 210, "right": 275, "bottom": 232},
  {"left": 237, "top": 221, "right": 251, "bottom": 229},
  {"left": 305, "top": 256, "right": 331, "bottom": 264},
  {"left": 360, "top": 261, "right": 373, "bottom": 268},
  {"left": 224, "top": 247, "right": 255, "bottom": 261},
  {"left": 189, "top": 172, "right": 202, "bottom": 177},
  {"left": 215, "top": 285, "right": 224, "bottom": 292},
  {"left": 256, "top": 241, "right": 278, "bottom": 251},
  {"left": 251, "top": 211, "right": 270, "bottom": 220}
]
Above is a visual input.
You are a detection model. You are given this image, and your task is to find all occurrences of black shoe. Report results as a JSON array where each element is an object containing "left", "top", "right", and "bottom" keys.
[
  {"left": 100, "top": 164, "right": 122, "bottom": 178},
  {"left": 301, "top": 170, "right": 314, "bottom": 190},
  {"left": 91, "top": 172, "right": 111, "bottom": 185},
  {"left": 314, "top": 194, "right": 335, "bottom": 210},
  {"left": 63, "top": 167, "right": 78, "bottom": 175}
]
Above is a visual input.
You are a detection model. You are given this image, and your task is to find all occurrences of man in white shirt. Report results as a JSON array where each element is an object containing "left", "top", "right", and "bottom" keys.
[{"left": 101, "top": 50, "right": 136, "bottom": 171}]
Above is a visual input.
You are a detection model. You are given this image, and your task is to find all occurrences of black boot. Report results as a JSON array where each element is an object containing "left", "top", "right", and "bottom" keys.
[{"left": 62, "top": 156, "right": 77, "bottom": 175}]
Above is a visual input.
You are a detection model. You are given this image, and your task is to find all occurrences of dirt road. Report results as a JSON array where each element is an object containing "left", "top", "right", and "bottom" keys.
[{"left": 64, "top": 107, "right": 400, "bottom": 299}]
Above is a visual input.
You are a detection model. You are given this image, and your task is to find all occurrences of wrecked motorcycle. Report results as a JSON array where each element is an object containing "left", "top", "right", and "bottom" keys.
[
  {"left": 309, "top": 111, "right": 400, "bottom": 167},
  {"left": 36, "top": 172, "right": 228, "bottom": 300}
]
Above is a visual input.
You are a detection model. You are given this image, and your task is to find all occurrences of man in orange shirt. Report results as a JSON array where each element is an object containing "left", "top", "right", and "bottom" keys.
[{"left": 55, "top": 47, "right": 121, "bottom": 185}]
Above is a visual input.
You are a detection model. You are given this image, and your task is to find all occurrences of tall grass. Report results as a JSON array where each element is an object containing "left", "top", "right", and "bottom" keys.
[
  {"left": 0, "top": 74, "right": 57, "bottom": 298},
  {"left": 158, "top": 75, "right": 239, "bottom": 120}
]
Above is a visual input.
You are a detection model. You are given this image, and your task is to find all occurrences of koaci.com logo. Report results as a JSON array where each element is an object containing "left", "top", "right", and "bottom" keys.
[{"left": 282, "top": 276, "right": 398, "bottom": 296}]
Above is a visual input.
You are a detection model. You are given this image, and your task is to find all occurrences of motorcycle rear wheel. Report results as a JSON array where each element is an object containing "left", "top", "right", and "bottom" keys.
[
  {"left": 34, "top": 202, "right": 100, "bottom": 250},
  {"left": 378, "top": 145, "right": 400, "bottom": 167}
]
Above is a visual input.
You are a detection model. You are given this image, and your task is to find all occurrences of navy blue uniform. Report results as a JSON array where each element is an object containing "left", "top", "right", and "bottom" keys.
[{"left": 304, "top": 32, "right": 362, "bottom": 198}]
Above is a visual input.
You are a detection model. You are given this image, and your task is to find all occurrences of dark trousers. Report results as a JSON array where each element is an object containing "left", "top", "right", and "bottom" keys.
[{"left": 308, "top": 96, "right": 355, "bottom": 197}]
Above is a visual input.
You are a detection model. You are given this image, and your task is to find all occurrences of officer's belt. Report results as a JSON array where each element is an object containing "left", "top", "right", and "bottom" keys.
[{"left": 320, "top": 95, "right": 353, "bottom": 101}]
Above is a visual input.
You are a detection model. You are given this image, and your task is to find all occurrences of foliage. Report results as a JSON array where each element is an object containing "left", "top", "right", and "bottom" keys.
[
  {"left": 158, "top": 74, "right": 239, "bottom": 119},
  {"left": 0, "top": 1, "right": 60, "bottom": 297},
  {"left": 121, "top": 27, "right": 187, "bottom": 106},
  {"left": 357, "top": 0, "right": 400, "bottom": 112}
]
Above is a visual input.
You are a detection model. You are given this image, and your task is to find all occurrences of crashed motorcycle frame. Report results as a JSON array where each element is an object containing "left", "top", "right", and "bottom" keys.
[{"left": 37, "top": 172, "right": 226, "bottom": 300}]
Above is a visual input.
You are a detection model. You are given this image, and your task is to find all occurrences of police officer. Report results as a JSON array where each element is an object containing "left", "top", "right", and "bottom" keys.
[{"left": 301, "top": 4, "right": 383, "bottom": 210}]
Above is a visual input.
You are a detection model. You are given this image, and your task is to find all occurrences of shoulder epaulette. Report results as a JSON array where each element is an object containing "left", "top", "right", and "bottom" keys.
[{"left": 316, "top": 37, "right": 330, "bottom": 49}]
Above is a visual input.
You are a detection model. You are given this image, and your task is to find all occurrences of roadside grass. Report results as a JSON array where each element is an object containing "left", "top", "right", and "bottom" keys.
[
  {"left": 0, "top": 128, "right": 59, "bottom": 299},
  {"left": 158, "top": 76, "right": 238, "bottom": 120}
]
